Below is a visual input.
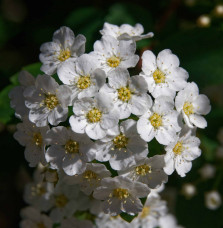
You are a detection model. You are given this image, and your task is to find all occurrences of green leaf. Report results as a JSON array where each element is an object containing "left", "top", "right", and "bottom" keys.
[{"left": 120, "top": 212, "right": 137, "bottom": 223}]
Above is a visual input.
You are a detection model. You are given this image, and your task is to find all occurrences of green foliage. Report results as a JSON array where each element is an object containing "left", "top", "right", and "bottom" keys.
[{"left": 120, "top": 212, "right": 137, "bottom": 223}]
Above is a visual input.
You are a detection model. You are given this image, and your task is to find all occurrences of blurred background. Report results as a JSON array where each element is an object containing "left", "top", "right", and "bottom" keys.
[{"left": 0, "top": 0, "right": 223, "bottom": 227}]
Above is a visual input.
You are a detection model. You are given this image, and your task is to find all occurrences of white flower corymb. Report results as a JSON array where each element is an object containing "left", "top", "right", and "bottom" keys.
[{"left": 39, "top": 26, "right": 86, "bottom": 75}]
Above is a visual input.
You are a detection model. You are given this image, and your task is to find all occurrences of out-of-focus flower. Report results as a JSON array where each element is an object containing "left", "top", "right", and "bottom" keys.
[
  {"left": 181, "top": 183, "right": 196, "bottom": 199},
  {"left": 199, "top": 164, "right": 216, "bottom": 179},
  {"left": 205, "top": 191, "right": 222, "bottom": 210},
  {"left": 197, "top": 15, "right": 211, "bottom": 27}
]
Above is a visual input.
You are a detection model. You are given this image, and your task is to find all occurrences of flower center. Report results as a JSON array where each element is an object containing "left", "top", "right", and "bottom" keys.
[
  {"left": 32, "top": 184, "right": 46, "bottom": 196},
  {"left": 65, "top": 140, "right": 79, "bottom": 154},
  {"left": 58, "top": 49, "right": 71, "bottom": 62},
  {"left": 183, "top": 102, "right": 194, "bottom": 116},
  {"left": 44, "top": 94, "right": 59, "bottom": 110},
  {"left": 173, "top": 141, "right": 184, "bottom": 155},
  {"left": 153, "top": 69, "right": 165, "bottom": 84},
  {"left": 33, "top": 133, "right": 42, "bottom": 146},
  {"left": 77, "top": 76, "right": 91, "bottom": 90},
  {"left": 113, "top": 134, "right": 128, "bottom": 149},
  {"left": 55, "top": 194, "right": 68, "bottom": 208},
  {"left": 135, "top": 164, "right": 152, "bottom": 176},
  {"left": 83, "top": 170, "right": 97, "bottom": 181},
  {"left": 118, "top": 87, "right": 132, "bottom": 102},
  {"left": 86, "top": 108, "right": 102, "bottom": 123},
  {"left": 37, "top": 223, "right": 46, "bottom": 228},
  {"left": 140, "top": 206, "right": 150, "bottom": 218},
  {"left": 106, "top": 56, "right": 121, "bottom": 68},
  {"left": 149, "top": 113, "right": 162, "bottom": 128},
  {"left": 113, "top": 188, "right": 129, "bottom": 200}
]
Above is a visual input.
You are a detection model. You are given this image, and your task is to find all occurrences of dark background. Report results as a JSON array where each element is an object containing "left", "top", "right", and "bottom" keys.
[{"left": 0, "top": 0, "right": 223, "bottom": 227}]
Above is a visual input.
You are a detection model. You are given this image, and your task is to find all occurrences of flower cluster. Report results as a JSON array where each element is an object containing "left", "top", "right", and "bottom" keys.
[{"left": 9, "top": 22, "right": 211, "bottom": 227}]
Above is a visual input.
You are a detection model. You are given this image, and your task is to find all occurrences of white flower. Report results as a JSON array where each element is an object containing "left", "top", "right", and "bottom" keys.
[
  {"left": 181, "top": 183, "right": 196, "bottom": 199},
  {"left": 140, "top": 49, "right": 189, "bottom": 98},
  {"left": 137, "top": 96, "right": 181, "bottom": 145},
  {"left": 100, "top": 22, "right": 154, "bottom": 41},
  {"left": 61, "top": 217, "right": 93, "bottom": 228},
  {"left": 199, "top": 164, "right": 216, "bottom": 179},
  {"left": 57, "top": 54, "right": 106, "bottom": 100},
  {"left": 164, "top": 126, "right": 201, "bottom": 177},
  {"left": 24, "top": 181, "right": 54, "bottom": 212},
  {"left": 205, "top": 191, "right": 222, "bottom": 210},
  {"left": 93, "top": 176, "right": 150, "bottom": 216},
  {"left": 100, "top": 68, "right": 152, "bottom": 119},
  {"left": 158, "top": 214, "right": 183, "bottom": 228},
  {"left": 20, "top": 207, "right": 53, "bottom": 228},
  {"left": 45, "top": 126, "right": 95, "bottom": 176},
  {"left": 90, "top": 35, "right": 139, "bottom": 74},
  {"left": 24, "top": 75, "right": 72, "bottom": 127},
  {"left": 95, "top": 119, "right": 148, "bottom": 170},
  {"left": 69, "top": 92, "right": 119, "bottom": 140},
  {"left": 132, "top": 194, "right": 167, "bottom": 228},
  {"left": 9, "top": 70, "right": 35, "bottom": 120},
  {"left": 118, "top": 155, "right": 168, "bottom": 189},
  {"left": 175, "top": 82, "right": 211, "bottom": 129},
  {"left": 65, "top": 163, "right": 111, "bottom": 195},
  {"left": 14, "top": 118, "right": 49, "bottom": 167},
  {"left": 39, "top": 26, "right": 86, "bottom": 75}
]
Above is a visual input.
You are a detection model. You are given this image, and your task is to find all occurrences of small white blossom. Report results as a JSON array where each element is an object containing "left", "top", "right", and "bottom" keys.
[
  {"left": 181, "top": 183, "right": 196, "bottom": 199},
  {"left": 205, "top": 191, "right": 222, "bottom": 210},
  {"left": 20, "top": 207, "right": 53, "bottom": 228},
  {"left": 39, "top": 26, "right": 86, "bottom": 75},
  {"left": 100, "top": 68, "right": 152, "bottom": 119},
  {"left": 137, "top": 96, "right": 181, "bottom": 145},
  {"left": 93, "top": 176, "right": 150, "bottom": 216},
  {"left": 199, "top": 164, "right": 216, "bottom": 179},
  {"left": 100, "top": 22, "right": 154, "bottom": 41},
  {"left": 24, "top": 75, "right": 71, "bottom": 127},
  {"left": 61, "top": 217, "right": 93, "bottom": 228},
  {"left": 164, "top": 126, "right": 201, "bottom": 177},
  {"left": 57, "top": 54, "right": 106, "bottom": 100},
  {"left": 140, "top": 49, "right": 189, "bottom": 98},
  {"left": 69, "top": 92, "right": 119, "bottom": 140},
  {"left": 95, "top": 119, "right": 148, "bottom": 170},
  {"left": 65, "top": 163, "right": 111, "bottom": 195},
  {"left": 45, "top": 126, "right": 95, "bottom": 176},
  {"left": 14, "top": 118, "right": 49, "bottom": 167},
  {"left": 158, "top": 214, "right": 184, "bottom": 228},
  {"left": 9, "top": 71, "right": 35, "bottom": 120},
  {"left": 90, "top": 35, "right": 139, "bottom": 74},
  {"left": 118, "top": 155, "right": 168, "bottom": 189},
  {"left": 175, "top": 82, "right": 211, "bottom": 129}
]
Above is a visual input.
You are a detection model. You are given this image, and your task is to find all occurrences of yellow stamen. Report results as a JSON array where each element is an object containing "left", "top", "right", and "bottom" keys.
[
  {"left": 58, "top": 49, "right": 71, "bottom": 62},
  {"left": 77, "top": 76, "right": 91, "bottom": 89},
  {"left": 83, "top": 170, "right": 97, "bottom": 181},
  {"left": 183, "top": 102, "right": 194, "bottom": 116},
  {"left": 149, "top": 113, "right": 162, "bottom": 128},
  {"left": 153, "top": 69, "right": 165, "bottom": 84},
  {"left": 33, "top": 133, "right": 42, "bottom": 146},
  {"left": 55, "top": 194, "right": 68, "bottom": 208},
  {"left": 44, "top": 94, "right": 59, "bottom": 110},
  {"left": 65, "top": 140, "right": 79, "bottom": 154},
  {"left": 118, "top": 87, "right": 132, "bottom": 102},
  {"left": 107, "top": 56, "right": 121, "bottom": 68},
  {"left": 113, "top": 188, "right": 129, "bottom": 200},
  {"left": 173, "top": 141, "right": 184, "bottom": 155},
  {"left": 135, "top": 164, "right": 152, "bottom": 176},
  {"left": 140, "top": 206, "right": 150, "bottom": 218},
  {"left": 86, "top": 108, "right": 102, "bottom": 123},
  {"left": 113, "top": 134, "right": 128, "bottom": 149}
]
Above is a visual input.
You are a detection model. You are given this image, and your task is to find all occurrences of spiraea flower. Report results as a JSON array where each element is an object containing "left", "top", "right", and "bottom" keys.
[
  {"left": 9, "top": 71, "right": 35, "bottom": 120},
  {"left": 65, "top": 163, "right": 111, "bottom": 195},
  {"left": 93, "top": 176, "right": 150, "bottom": 216},
  {"left": 24, "top": 75, "right": 71, "bottom": 127},
  {"left": 100, "top": 22, "right": 154, "bottom": 41},
  {"left": 175, "top": 82, "right": 211, "bottom": 129},
  {"left": 118, "top": 155, "right": 168, "bottom": 189},
  {"left": 39, "top": 26, "right": 86, "bottom": 75},
  {"left": 158, "top": 214, "right": 184, "bottom": 228},
  {"left": 100, "top": 68, "right": 152, "bottom": 119},
  {"left": 137, "top": 96, "right": 181, "bottom": 145},
  {"left": 69, "top": 92, "right": 119, "bottom": 140},
  {"left": 20, "top": 207, "right": 53, "bottom": 228},
  {"left": 164, "top": 126, "right": 201, "bottom": 177},
  {"left": 205, "top": 191, "right": 222, "bottom": 210},
  {"left": 14, "top": 118, "right": 49, "bottom": 167},
  {"left": 45, "top": 126, "right": 95, "bottom": 176},
  {"left": 95, "top": 119, "right": 148, "bottom": 170},
  {"left": 140, "top": 49, "right": 189, "bottom": 98},
  {"left": 57, "top": 54, "right": 106, "bottom": 100},
  {"left": 90, "top": 35, "right": 139, "bottom": 73}
]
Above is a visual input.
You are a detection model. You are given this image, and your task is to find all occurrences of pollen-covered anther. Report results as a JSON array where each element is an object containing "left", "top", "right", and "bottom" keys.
[
  {"left": 118, "top": 87, "right": 132, "bottom": 102},
  {"left": 86, "top": 108, "right": 102, "bottom": 123},
  {"left": 113, "top": 134, "right": 128, "bottom": 149},
  {"left": 173, "top": 141, "right": 184, "bottom": 155},
  {"left": 153, "top": 69, "right": 165, "bottom": 84},
  {"left": 33, "top": 132, "right": 42, "bottom": 146},
  {"left": 83, "top": 170, "right": 97, "bottom": 181},
  {"left": 106, "top": 56, "right": 121, "bottom": 68},
  {"left": 58, "top": 48, "right": 71, "bottom": 62},
  {"left": 113, "top": 188, "right": 130, "bottom": 200},
  {"left": 149, "top": 113, "right": 162, "bottom": 128},
  {"left": 140, "top": 206, "right": 150, "bottom": 218},
  {"left": 55, "top": 194, "right": 68, "bottom": 208},
  {"left": 183, "top": 102, "right": 194, "bottom": 116},
  {"left": 135, "top": 164, "right": 152, "bottom": 176},
  {"left": 44, "top": 94, "right": 59, "bottom": 110},
  {"left": 77, "top": 76, "right": 91, "bottom": 89},
  {"left": 65, "top": 140, "right": 79, "bottom": 154}
]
